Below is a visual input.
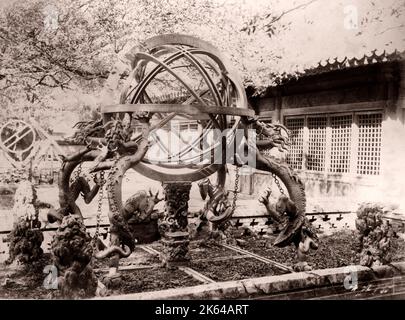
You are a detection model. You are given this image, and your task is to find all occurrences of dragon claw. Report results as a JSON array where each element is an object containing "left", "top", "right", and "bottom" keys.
[{"left": 259, "top": 189, "right": 272, "bottom": 205}]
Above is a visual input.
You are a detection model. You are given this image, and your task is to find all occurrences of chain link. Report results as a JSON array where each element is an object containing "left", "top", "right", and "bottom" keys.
[
  {"left": 272, "top": 172, "right": 285, "bottom": 195},
  {"left": 231, "top": 166, "right": 240, "bottom": 214},
  {"left": 91, "top": 157, "right": 120, "bottom": 253},
  {"left": 92, "top": 170, "right": 105, "bottom": 251},
  {"left": 70, "top": 162, "right": 82, "bottom": 184},
  {"left": 107, "top": 157, "right": 120, "bottom": 213}
]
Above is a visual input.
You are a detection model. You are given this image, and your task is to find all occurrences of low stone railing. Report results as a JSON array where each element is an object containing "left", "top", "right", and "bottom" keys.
[{"left": 96, "top": 261, "right": 405, "bottom": 300}]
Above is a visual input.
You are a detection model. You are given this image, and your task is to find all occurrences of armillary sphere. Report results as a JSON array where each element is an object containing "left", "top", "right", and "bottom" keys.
[
  {"left": 56, "top": 34, "right": 306, "bottom": 269},
  {"left": 0, "top": 119, "right": 36, "bottom": 161},
  {"left": 102, "top": 34, "right": 254, "bottom": 186}
]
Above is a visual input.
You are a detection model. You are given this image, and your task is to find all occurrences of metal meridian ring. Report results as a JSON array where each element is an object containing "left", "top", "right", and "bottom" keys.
[{"left": 101, "top": 104, "right": 255, "bottom": 117}]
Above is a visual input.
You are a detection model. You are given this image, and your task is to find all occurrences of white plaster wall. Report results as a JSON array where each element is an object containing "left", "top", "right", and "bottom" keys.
[{"left": 377, "top": 63, "right": 405, "bottom": 213}]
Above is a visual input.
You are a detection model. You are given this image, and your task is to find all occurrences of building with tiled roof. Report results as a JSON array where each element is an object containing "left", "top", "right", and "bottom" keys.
[{"left": 243, "top": 47, "right": 405, "bottom": 215}]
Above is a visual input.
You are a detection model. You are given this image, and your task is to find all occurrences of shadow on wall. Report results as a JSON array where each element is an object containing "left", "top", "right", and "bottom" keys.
[
  {"left": 303, "top": 174, "right": 352, "bottom": 198},
  {"left": 247, "top": 169, "right": 357, "bottom": 212}
]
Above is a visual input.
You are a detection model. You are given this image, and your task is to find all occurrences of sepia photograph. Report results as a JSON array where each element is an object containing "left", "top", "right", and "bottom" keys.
[{"left": 0, "top": 0, "right": 404, "bottom": 305}]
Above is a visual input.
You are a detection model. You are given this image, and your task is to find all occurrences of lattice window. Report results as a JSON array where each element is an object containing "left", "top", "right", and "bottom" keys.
[
  {"left": 285, "top": 117, "right": 304, "bottom": 170},
  {"left": 307, "top": 117, "right": 327, "bottom": 171},
  {"left": 357, "top": 113, "right": 382, "bottom": 175},
  {"left": 329, "top": 115, "right": 352, "bottom": 173}
]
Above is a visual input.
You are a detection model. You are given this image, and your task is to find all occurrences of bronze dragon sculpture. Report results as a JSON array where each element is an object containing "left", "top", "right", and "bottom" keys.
[
  {"left": 251, "top": 118, "right": 318, "bottom": 271},
  {"left": 48, "top": 113, "right": 153, "bottom": 277}
]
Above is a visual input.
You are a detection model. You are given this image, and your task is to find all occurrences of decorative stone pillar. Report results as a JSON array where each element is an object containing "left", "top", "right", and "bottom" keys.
[{"left": 159, "top": 182, "right": 191, "bottom": 268}]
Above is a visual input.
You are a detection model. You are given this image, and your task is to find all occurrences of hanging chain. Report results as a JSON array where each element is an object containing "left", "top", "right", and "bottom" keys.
[
  {"left": 107, "top": 157, "right": 120, "bottom": 213},
  {"left": 91, "top": 157, "right": 119, "bottom": 253},
  {"left": 70, "top": 162, "right": 82, "bottom": 184},
  {"left": 272, "top": 172, "right": 285, "bottom": 195},
  {"left": 92, "top": 170, "right": 105, "bottom": 250},
  {"left": 231, "top": 166, "right": 240, "bottom": 214}
]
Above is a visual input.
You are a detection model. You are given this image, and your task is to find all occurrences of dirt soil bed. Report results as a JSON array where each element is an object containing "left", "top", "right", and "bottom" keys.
[
  {"left": 1, "top": 230, "right": 404, "bottom": 299},
  {"left": 190, "top": 257, "right": 287, "bottom": 281},
  {"left": 239, "top": 230, "right": 405, "bottom": 269},
  {"left": 0, "top": 254, "right": 199, "bottom": 299},
  {"left": 188, "top": 241, "right": 243, "bottom": 260},
  {"left": 0, "top": 255, "right": 55, "bottom": 299},
  {"left": 149, "top": 239, "right": 243, "bottom": 260},
  {"left": 100, "top": 268, "right": 201, "bottom": 296},
  {"left": 92, "top": 247, "right": 161, "bottom": 270}
]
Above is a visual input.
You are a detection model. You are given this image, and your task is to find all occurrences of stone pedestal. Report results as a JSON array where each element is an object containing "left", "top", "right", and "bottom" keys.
[
  {"left": 161, "top": 231, "right": 190, "bottom": 268},
  {"left": 159, "top": 182, "right": 191, "bottom": 268}
]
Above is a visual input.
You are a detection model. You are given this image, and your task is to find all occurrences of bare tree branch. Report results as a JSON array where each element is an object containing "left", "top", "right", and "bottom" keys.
[
  {"left": 263, "top": 0, "right": 318, "bottom": 29},
  {"left": 241, "top": 0, "right": 318, "bottom": 35},
  {"left": 374, "top": 24, "right": 405, "bottom": 36}
]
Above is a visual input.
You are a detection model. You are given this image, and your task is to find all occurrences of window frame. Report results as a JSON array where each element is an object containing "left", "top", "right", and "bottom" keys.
[
  {"left": 354, "top": 110, "right": 384, "bottom": 176},
  {"left": 283, "top": 110, "right": 384, "bottom": 178},
  {"left": 305, "top": 114, "right": 328, "bottom": 173},
  {"left": 284, "top": 116, "right": 305, "bottom": 170},
  {"left": 328, "top": 112, "right": 353, "bottom": 174}
]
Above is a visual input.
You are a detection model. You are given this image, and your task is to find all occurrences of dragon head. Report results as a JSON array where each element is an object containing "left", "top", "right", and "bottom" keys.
[{"left": 256, "top": 121, "right": 291, "bottom": 153}]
